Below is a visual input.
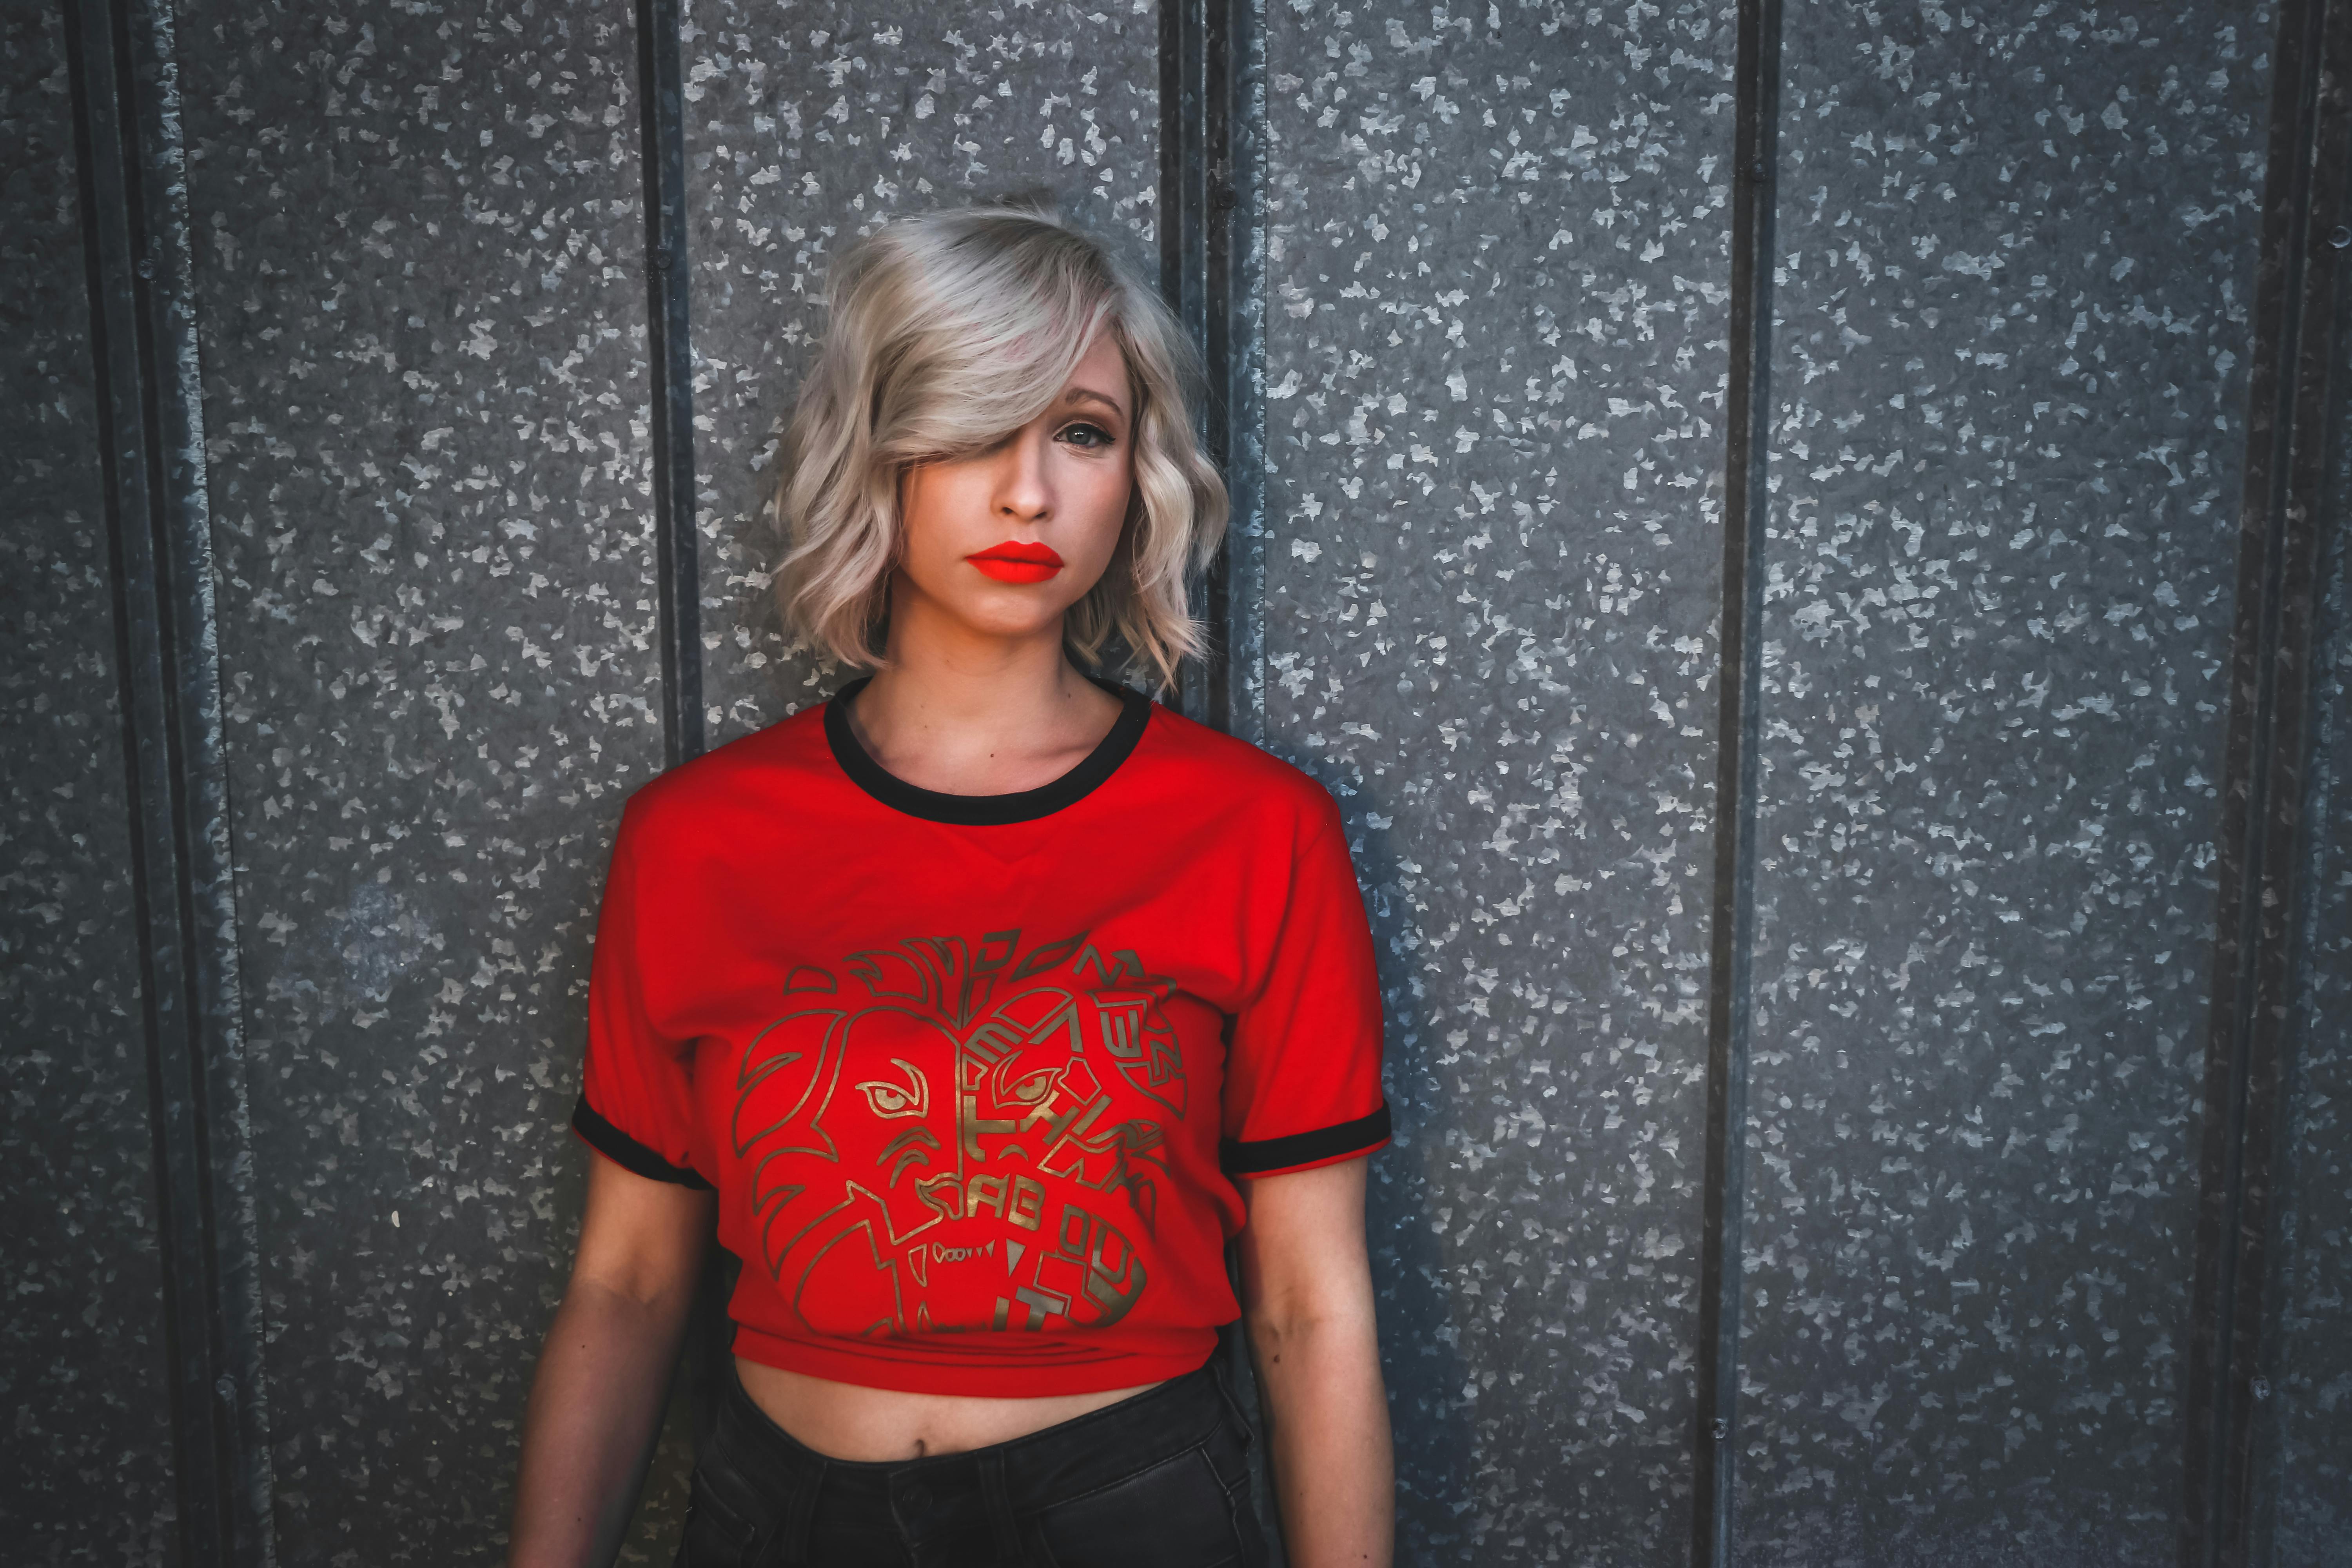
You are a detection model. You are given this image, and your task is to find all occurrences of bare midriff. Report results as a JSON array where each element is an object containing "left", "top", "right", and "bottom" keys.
[{"left": 735, "top": 1356, "right": 1166, "bottom": 1462}]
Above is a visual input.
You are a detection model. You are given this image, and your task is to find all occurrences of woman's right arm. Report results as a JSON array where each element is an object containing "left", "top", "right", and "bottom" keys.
[{"left": 507, "top": 1152, "right": 715, "bottom": 1568}]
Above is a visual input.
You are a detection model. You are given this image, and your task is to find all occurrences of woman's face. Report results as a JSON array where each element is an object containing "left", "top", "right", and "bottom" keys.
[{"left": 892, "top": 329, "right": 1134, "bottom": 648}]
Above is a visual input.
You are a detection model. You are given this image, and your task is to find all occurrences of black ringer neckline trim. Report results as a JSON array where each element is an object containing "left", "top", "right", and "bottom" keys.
[
  {"left": 824, "top": 674, "right": 1153, "bottom": 826},
  {"left": 571, "top": 1094, "right": 714, "bottom": 1191},
  {"left": 1221, "top": 1102, "right": 1394, "bottom": 1176}
]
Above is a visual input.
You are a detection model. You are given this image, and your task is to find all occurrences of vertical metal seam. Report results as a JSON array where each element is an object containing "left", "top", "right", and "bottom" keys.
[
  {"left": 2247, "top": 115, "right": 2352, "bottom": 1551},
  {"left": 2182, "top": 1, "right": 2336, "bottom": 1561},
  {"left": 134, "top": 0, "right": 276, "bottom": 1557},
  {"left": 1160, "top": 0, "right": 1198, "bottom": 715},
  {"left": 1158, "top": 0, "right": 1188, "bottom": 316},
  {"left": 2234, "top": 18, "right": 2352, "bottom": 1542},
  {"left": 1690, "top": 0, "right": 1782, "bottom": 1562},
  {"left": 1223, "top": 0, "right": 1268, "bottom": 748},
  {"left": 630, "top": 0, "right": 720, "bottom": 1464},
  {"left": 61, "top": 3, "right": 205, "bottom": 1550},
  {"left": 1201, "top": 0, "right": 1234, "bottom": 734},
  {"left": 1168, "top": 0, "right": 1278, "bottom": 1551},
  {"left": 634, "top": 0, "right": 704, "bottom": 767},
  {"left": 1161, "top": 0, "right": 1242, "bottom": 732},
  {"left": 61, "top": 0, "right": 273, "bottom": 1561}
]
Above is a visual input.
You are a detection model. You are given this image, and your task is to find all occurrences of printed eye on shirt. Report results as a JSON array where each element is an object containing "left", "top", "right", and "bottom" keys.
[
  {"left": 732, "top": 931, "right": 1187, "bottom": 1347},
  {"left": 571, "top": 678, "right": 1391, "bottom": 1398}
]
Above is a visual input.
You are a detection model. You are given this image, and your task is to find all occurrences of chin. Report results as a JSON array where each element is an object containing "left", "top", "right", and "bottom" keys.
[{"left": 951, "top": 599, "right": 1074, "bottom": 643}]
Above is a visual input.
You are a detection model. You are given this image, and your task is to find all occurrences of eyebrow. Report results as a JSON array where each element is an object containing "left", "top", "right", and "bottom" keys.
[{"left": 1061, "top": 387, "right": 1126, "bottom": 419}]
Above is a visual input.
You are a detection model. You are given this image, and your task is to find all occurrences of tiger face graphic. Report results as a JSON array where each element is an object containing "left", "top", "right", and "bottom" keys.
[{"left": 731, "top": 928, "right": 1187, "bottom": 1345}]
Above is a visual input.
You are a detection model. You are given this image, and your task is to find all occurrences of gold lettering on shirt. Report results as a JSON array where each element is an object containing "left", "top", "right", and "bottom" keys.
[{"left": 733, "top": 930, "right": 1181, "bottom": 1342}]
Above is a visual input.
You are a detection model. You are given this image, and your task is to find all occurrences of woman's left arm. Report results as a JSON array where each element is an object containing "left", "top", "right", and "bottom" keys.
[{"left": 1238, "top": 1156, "right": 1394, "bottom": 1568}]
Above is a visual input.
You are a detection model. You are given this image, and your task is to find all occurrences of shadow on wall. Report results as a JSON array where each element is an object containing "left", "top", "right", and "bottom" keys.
[{"left": 1350, "top": 807, "right": 1483, "bottom": 1557}]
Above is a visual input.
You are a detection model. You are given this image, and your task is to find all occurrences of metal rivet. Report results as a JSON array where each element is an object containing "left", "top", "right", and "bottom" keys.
[
  {"left": 1213, "top": 182, "right": 1238, "bottom": 212},
  {"left": 1711, "top": 1417, "right": 1731, "bottom": 1441},
  {"left": 1748, "top": 160, "right": 1769, "bottom": 181},
  {"left": 2251, "top": 1377, "right": 2272, "bottom": 1401},
  {"left": 2329, "top": 226, "right": 2351, "bottom": 250},
  {"left": 136, "top": 257, "right": 156, "bottom": 280},
  {"left": 650, "top": 250, "right": 674, "bottom": 270}
]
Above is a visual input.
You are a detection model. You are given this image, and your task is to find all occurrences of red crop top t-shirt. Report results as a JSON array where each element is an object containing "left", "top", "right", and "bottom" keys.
[{"left": 569, "top": 677, "right": 1391, "bottom": 1397}]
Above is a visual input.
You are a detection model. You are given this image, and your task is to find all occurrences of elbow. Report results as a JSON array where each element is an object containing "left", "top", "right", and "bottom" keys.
[
  {"left": 1244, "top": 1294, "right": 1377, "bottom": 1362},
  {"left": 567, "top": 1265, "right": 699, "bottom": 1326}
]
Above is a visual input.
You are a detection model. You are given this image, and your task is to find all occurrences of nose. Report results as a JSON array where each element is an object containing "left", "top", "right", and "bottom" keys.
[{"left": 991, "top": 428, "right": 1051, "bottom": 525}]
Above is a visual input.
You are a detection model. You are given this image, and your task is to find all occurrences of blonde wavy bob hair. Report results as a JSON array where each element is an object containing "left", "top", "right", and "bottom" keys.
[{"left": 771, "top": 202, "right": 1229, "bottom": 691}]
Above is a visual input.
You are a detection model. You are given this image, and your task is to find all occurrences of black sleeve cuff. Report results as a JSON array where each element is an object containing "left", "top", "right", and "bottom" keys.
[
  {"left": 1221, "top": 1102, "right": 1392, "bottom": 1176},
  {"left": 570, "top": 1094, "right": 713, "bottom": 1190}
]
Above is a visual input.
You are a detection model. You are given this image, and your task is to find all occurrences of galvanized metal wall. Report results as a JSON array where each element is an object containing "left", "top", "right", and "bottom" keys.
[
  {"left": 2, "top": 9, "right": 180, "bottom": 1561},
  {"left": 165, "top": 0, "right": 681, "bottom": 1558},
  {"left": 2249, "top": 5, "right": 2352, "bottom": 1555},
  {"left": 2269, "top": 409, "right": 2352, "bottom": 1563},
  {"left": 1258, "top": 4, "right": 1733, "bottom": 1558},
  {"left": 1731, "top": 7, "right": 2265, "bottom": 1562},
  {"left": 10, "top": 1, "right": 2351, "bottom": 1566}
]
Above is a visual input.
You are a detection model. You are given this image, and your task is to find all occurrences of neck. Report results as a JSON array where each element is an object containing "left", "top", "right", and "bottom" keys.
[{"left": 846, "top": 579, "right": 1124, "bottom": 796}]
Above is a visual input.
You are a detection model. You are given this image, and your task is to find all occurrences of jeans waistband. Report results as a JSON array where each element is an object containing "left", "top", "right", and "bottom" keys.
[{"left": 711, "top": 1351, "right": 1241, "bottom": 1514}]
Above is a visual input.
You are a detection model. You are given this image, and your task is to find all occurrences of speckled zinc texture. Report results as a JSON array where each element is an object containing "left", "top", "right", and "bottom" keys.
[
  {"left": 174, "top": 3, "right": 686, "bottom": 1561},
  {"left": 1, "top": 11, "right": 181, "bottom": 1563},
  {"left": 1262, "top": 5, "right": 1736, "bottom": 1562},
  {"left": 2267, "top": 358, "right": 2352, "bottom": 1564},
  {"left": 1731, "top": 8, "right": 2268, "bottom": 1564},
  {"left": 28, "top": 0, "right": 2352, "bottom": 1561},
  {"left": 682, "top": 1, "right": 1163, "bottom": 740}
]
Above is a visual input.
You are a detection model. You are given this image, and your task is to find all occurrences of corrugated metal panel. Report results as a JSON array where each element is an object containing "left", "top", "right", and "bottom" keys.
[
  {"left": 1260, "top": 5, "right": 1737, "bottom": 1559},
  {"left": 0, "top": 9, "right": 180, "bottom": 1558},
  {"left": 12, "top": 0, "right": 2352, "bottom": 1560},
  {"left": 171, "top": 2, "right": 676, "bottom": 1557},
  {"left": 2269, "top": 470, "right": 2352, "bottom": 1561},
  {"left": 1731, "top": 6, "right": 2268, "bottom": 1561}
]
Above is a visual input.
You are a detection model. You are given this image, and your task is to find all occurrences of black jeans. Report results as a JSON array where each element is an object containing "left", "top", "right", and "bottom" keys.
[{"left": 676, "top": 1355, "right": 1272, "bottom": 1568}]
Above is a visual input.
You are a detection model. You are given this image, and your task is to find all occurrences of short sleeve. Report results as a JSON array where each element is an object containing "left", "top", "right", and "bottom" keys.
[
  {"left": 570, "top": 804, "right": 711, "bottom": 1189},
  {"left": 1219, "top": 805, "right": 1391, "bottom": 1177}
]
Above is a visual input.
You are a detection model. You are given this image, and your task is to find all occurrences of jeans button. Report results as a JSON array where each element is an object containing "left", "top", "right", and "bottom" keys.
[{"left": 900, "top": 1479, "right": 933, "bottom": 1514}]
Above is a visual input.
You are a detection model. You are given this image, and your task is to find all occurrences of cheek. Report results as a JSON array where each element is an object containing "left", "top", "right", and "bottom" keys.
[{"left": 1068, "top": 459, "right": 1136, "bottom": 553}]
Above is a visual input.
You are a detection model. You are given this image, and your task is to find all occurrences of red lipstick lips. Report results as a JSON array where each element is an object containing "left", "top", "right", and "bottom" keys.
[{"left": 966, "top": 540, "right": 1065, "bottom": 584}]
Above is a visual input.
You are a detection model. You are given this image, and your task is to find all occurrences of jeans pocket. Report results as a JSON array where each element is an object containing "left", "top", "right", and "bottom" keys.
[
  {"left": 1033, "top": 1446, "right": 1243, "bottom": 1568},
  {"left": 1198, "top": 1406, "right": 1257, "bottom": 1498},
  {"left": 1205, "top": 1355, "right": 1257, "bottom": 1454},
  {"left": 675, "top": 1464, "right": 760, "bottom": 1568},
  {"left": 1201, "top": 1421, "right": 1270, "bottom": 1568}
]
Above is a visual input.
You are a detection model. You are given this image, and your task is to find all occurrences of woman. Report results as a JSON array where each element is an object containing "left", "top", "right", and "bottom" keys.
[{"left": 506, "top": 203, "right": 1395, "bottom": 1568}]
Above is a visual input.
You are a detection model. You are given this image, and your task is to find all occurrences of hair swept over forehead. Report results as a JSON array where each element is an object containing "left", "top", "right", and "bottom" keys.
[
  {"left": 771, "top": 200, "right": 1228, "bottom": 692},
  {"left": 827, "top": 204, "right": 1136, "bottom": 462}
]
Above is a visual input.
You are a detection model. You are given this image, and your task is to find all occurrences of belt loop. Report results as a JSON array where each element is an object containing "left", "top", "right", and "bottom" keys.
[{"left": 978, "top": 1449, "right": 1024, "bottom": 1566}]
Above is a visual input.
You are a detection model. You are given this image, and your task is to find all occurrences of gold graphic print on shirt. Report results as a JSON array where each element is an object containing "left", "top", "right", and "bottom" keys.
[{"left": 732, "top": 929, "right": 1186, "bottom": 1346}]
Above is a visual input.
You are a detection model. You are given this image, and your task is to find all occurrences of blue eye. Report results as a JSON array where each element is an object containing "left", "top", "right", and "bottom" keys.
[{"left": 1060, "top": 422, "right": 1115, "bottom": 449}]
